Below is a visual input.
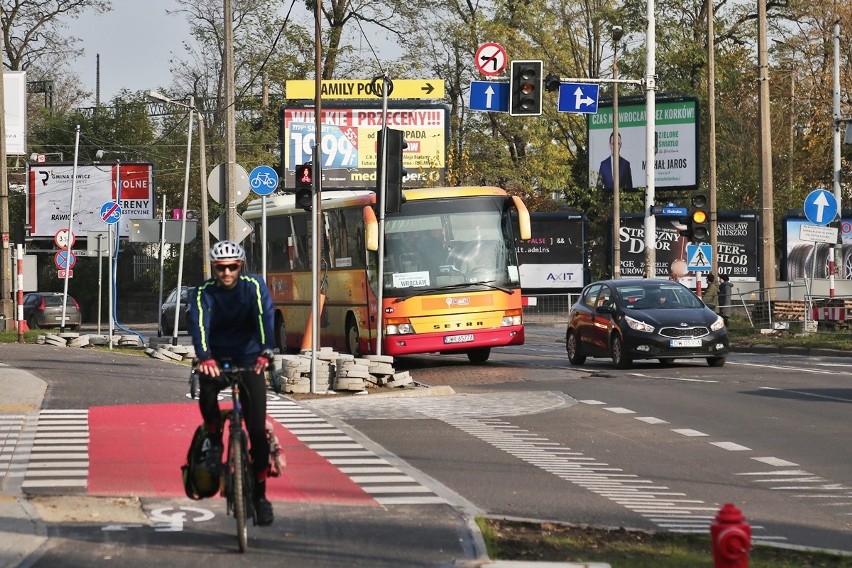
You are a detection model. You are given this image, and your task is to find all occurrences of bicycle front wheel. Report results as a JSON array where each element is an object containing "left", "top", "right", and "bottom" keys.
[{"left": 232, "top": 429, "right": 248, "bottom": 552}]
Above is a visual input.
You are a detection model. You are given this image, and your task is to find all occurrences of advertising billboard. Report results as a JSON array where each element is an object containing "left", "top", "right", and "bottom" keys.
[
  {"left": 616, "top": 211, "right": 759, "bottom": 282},
  {"left": 783, "top": 214, "right": 852, "bottom": 280},
  {"left": 588, "top": 97, "right": 699, "bottom": 192},
  {"left": 27, "top": 163, "right": 154, "bottom": 238},
  {"left": 4, "top": 71, "right": 26, "bottom": 155},
  {"left": 515, "top": 211, "right": 588, "bottom": 292},
  {"left": 279, "top": 102, "right": 449, "bottom": 190}
]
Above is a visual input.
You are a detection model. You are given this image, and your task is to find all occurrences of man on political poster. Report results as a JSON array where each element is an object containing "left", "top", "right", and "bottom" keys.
[{"left": 596, "top": 131, "right": 633, "bottom": 192}]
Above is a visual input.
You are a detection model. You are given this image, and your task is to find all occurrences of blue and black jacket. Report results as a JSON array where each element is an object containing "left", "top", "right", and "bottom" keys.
[{"left": 187, "top": 273, "right": 275, "bottom": 366}]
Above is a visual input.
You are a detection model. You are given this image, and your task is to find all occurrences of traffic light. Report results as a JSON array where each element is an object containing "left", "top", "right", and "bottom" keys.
[
  {"left": 688, "top": 194, "right": 710, "bottom": 242},
  {"left": 294, "top": 162, "right": 313, "bottom": 211},
  {"left": 376, "top": 128, "right": 408, "bottom": 214},
  {"left": 509, "top": 60, "right": 543, "bottom": 116}
]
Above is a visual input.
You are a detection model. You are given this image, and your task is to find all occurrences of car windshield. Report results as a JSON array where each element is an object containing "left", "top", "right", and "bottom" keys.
[{"left": 617, "top": 283, "right": 703, "bottom": 309}]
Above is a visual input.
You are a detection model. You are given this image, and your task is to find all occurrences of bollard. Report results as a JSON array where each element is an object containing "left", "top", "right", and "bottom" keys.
[{"left": 711, "top": 503, "right": 751, "bottom": 568}]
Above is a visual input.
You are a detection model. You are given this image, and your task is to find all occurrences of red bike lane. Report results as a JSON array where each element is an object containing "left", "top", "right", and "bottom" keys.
[{"left": 86, "top": 402, "right": 377, "bottom": 505}]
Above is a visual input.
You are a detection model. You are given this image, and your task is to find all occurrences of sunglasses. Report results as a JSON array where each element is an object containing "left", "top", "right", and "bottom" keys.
[{"left": 214, "top": 263, "right": 241, "bottom": 273}]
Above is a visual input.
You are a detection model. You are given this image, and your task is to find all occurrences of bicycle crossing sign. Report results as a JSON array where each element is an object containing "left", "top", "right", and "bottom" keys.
[
  {"left": 249, "top": 165, "right": 279, "bottom": 196},
  {"left": 686, "top": 243, "right": 713, "bottom": 272}
]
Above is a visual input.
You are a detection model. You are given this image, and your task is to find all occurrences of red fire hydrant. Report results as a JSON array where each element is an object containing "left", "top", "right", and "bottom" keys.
[{"left": 711, "top": 503, "right": 751, "bottom": 568}]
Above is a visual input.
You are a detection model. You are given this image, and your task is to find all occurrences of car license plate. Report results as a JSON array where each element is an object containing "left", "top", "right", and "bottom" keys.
[
  {"left": 670, "top": 338, "right": 701, "bottom": 348},
  {"left": 444, "top": 334, "right": 474, "bottom": 344},
  {"left": 54, "top": 316, "right": 70, "bottom": 321}
]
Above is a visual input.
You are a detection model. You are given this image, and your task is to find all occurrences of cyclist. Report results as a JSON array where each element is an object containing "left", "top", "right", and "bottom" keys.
[{"left": 187, "top": 240, "right": 276, "bottom": 526}]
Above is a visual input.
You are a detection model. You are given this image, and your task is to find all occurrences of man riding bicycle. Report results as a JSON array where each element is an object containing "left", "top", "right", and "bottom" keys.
[{"left": 187, "top": 240, "right": 276, "bottom": 526}]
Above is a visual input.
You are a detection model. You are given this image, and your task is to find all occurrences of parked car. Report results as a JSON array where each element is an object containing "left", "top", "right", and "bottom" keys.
[
  {"left": 161, "top": 287, "right": 192, "bottom": 332},
  {"left": 565, "top": 278, "right": 729, "bottom": 368},
  {"left": 23, "top": 292, "right": 82, "bottom": 331}
]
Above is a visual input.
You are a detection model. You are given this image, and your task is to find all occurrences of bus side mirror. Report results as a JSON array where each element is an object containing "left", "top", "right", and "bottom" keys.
[{"left": 363, "top": 206, "right": 378, "bottom": 251}]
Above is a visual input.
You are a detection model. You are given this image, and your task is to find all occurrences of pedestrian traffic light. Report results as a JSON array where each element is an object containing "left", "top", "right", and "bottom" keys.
[
  {"left": 376, "top": 128, "right": 408, "bottom": 214},
  {"left": 509, "top": 60, "right": 543, "bottom": 116},
  {"left": 688, "top": 194, "right": 710, "bottom": 242},
  {"left": 294, "top": 162, "right": 313, "bottom": 211}
]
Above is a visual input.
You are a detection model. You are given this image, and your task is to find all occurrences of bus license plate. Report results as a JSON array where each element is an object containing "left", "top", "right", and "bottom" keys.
[
  {"left": 670, "top": 338, "right": 701, "bottom": 348},
  {"left": 444, "top": 334, "right": 474, "bottom": 344}
]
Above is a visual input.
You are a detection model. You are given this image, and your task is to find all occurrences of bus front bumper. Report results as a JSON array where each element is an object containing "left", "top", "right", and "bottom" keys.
[{"left": 383, "top": 325, "right": 525, "bottom": 357}]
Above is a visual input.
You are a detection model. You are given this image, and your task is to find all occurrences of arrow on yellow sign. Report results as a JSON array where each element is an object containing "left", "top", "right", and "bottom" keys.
[{"left": 287, "top": 79, "right": 445, "bottom": 100}]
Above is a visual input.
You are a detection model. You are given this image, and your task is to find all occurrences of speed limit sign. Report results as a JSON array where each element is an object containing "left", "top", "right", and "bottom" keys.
[{"left": 55, "top": 229, "right": 76, "bottom": 249}]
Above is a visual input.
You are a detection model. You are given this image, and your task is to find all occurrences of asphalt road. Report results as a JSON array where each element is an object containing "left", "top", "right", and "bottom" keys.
[{"left": 3, "top": 323, "right": 851, "bottom": 565}]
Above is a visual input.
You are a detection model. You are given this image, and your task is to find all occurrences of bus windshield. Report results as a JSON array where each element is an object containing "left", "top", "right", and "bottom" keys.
[{"left": 383, "top": 197, "right": 519, "bottom": 292}]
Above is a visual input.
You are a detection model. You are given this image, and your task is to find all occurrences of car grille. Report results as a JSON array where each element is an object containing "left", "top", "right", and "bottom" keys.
[{"left": 659, "top": 326, "right": 709, "bottom": 338}]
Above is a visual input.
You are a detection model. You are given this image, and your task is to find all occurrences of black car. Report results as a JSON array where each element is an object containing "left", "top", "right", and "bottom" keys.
[
  {"left": 161, "top": 287, "right": 192, "bottom": 333},
  {"left": 566, "top": 279, "right": 729, "bottom": 368}
]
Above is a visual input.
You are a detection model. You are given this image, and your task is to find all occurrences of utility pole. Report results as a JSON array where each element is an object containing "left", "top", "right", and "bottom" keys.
[
  {"left": 612, "top": 26, "right": 623, "bottom": 280},
  {"left": 832, "top": 20, "right": 844, "bottom": 281},
  {"left": 224, "top": 0, "right": 237, "bottom": 241},
  {"left": 757, "top": 0, "right": 776, "bottom": 298},
  {"left": 643, "top": 0, "right": 657, "bottom": 278},
  {"left": 707, "top": 0, "right": 718, "bottom": 276},
  {"left": 0, "top": 68, "right": 10, "bottom": 329}
]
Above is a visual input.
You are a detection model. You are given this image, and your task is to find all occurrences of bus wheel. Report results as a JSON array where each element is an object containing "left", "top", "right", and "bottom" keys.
[
  {"left": 467, "top": 347, "right": 491, "bottom": 364},
  {"left": 345, "top": 315, "right": 361, "bottom": 356},
  {"left": 275, "top": 314, "right": 288, "bottom": 354}
]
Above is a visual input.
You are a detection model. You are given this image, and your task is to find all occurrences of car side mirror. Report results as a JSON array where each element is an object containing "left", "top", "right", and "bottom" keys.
[{"left": 596, "top": 304, "right": 614, "bottom": 314}]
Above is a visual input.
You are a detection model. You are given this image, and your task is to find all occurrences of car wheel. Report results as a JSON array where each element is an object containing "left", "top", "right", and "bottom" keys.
[
  {"left": 467, "top": 347, "right": 491, "bottom": 364},
  {"left": 707, "top": 356, "right": 726, "bottom": 367},
  {"left": 610, "top": 335, "right": 632, "bottom": 369},
  {"left": 566, "top": 330, "right": 586, "bottom": 365}
]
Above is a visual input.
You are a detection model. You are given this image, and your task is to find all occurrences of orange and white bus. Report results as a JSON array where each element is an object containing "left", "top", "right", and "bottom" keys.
[{"left": 241, "top": 186, "right": 531, "bottom": 363}]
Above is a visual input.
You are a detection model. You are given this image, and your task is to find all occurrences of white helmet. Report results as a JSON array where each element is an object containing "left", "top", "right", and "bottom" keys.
[{"left": 209, "top": 240, "right": 245, "bottom": 262}]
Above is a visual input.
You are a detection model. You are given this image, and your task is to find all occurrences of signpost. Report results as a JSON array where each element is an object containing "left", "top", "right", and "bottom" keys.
[
  {"left": 558, "top": 83, "right": 600, "bottom": 114},
  {"left": 803, "top": 188, "right": 838, "bottom": 226},
  {"left": 286, "top": 79, "right": 444, "bottom": 100},
  {"left": 469, "top": 81, "right": 509, "bottom": 113},
  {"left": 474, "top": 42, "right": 508, "bottom": 77}
]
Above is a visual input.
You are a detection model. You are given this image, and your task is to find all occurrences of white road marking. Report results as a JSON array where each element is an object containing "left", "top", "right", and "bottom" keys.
[
  {"left": 672, "top": 429, "right": 709, "bottom": 437},
  {"left": 752, "top": 457, "right": 799, "bottom": 467},
  {"left": 605, "top": 407, "right": 635, "bottom": 414},
  {"left": 635, "top": 417, "right": 669, "bottom": 424},
  {"left": 710, "top": 442, "right": 751, "bottom": 451}
]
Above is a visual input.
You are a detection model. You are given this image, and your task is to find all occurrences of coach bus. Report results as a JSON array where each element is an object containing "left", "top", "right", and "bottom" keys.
[{"left": 241, "top": 186, "right": 531, "bottom": 363}]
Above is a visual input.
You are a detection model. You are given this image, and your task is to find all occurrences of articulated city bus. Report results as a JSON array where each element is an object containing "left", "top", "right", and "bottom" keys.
[{"left": 242, "top": 186, "right": 531, "bottom": 363}]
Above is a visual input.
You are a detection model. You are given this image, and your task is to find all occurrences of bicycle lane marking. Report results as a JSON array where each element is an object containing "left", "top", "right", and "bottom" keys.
[{"left": 21, "top": 399, "right": 447, "bottom": 506}]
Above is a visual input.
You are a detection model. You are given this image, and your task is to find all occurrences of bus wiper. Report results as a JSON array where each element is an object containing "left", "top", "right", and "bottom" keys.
[{"left": 392, "top": 281, "right": 512, "bottom": 303}]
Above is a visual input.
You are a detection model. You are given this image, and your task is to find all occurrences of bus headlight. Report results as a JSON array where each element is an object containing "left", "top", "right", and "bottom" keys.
[
  {"left": 502, "top": 309, "right": 523, "bottom": 327},
  {"left": 386, "top": 318, "right": 413, "bottom": 335}
]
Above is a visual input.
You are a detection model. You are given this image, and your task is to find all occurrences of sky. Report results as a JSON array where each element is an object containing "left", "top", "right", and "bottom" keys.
[{"left": 65, "top": 0, "right": 191, "bottom": 107}]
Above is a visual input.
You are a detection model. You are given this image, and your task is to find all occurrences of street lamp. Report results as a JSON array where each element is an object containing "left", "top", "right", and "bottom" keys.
[
  {"left": 612, "top": 25, "right": 623, "bottom": 279},
  {"left": 148, "top": 90, "right": 199, "bottom": 346}
]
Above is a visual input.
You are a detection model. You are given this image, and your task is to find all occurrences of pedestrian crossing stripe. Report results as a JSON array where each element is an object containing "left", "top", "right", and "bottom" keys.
[{"left": 686, "top": 244, "right": 712, "bottom": 271}]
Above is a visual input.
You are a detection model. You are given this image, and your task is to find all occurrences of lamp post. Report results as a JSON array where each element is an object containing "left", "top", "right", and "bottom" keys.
[
  {"left": 148, "top": 91, "right": 196, "bottom": 345},
  {"left": 612, "top": 25, "right": 623, "bottom": 280}
]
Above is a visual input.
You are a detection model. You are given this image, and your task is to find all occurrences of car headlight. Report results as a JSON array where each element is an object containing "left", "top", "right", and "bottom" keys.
[
  {"left": 711, "top": 315, "right": 725, "bottom": 331},
  {"left": 625, "top": 315, "right": 655, "bottom": 333}
]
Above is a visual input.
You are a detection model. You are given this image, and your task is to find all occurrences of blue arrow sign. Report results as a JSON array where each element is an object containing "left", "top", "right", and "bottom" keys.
[
  {"left": 557, "top": 83, "right": 599, "bottom": 114},
  {"left": 469, "top": 80, "right": 509, "bottom": 113},
  {"left": 100, "top": 200, "right": 122, "bottom": 225},
  {"left": 803, "top": 188, "right": 838, "bottom": 226},
  {"left": 249, "top": 165, "right": 279, "bottom": 196}
]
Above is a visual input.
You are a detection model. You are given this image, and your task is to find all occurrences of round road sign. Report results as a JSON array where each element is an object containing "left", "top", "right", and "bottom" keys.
[
  {"left": 54, "top": 249, "right": 77, "bottom": 270},
  {"left": 475, "top": 42, "right": 508, "bottom": 76},
  {"left": 249, "top": 165, "right": 279, "bottom": 196},
  {"left": 54, "top": 229, "right": 76, "bottom": 249}
]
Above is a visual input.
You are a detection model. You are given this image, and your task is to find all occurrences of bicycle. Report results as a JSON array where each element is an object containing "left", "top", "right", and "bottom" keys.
[
  {"left": 189, "top": 363, "right": 281, "bottom": 399},
  {"left": 189, "top": 360, "right": 256, "bottom": 552}
]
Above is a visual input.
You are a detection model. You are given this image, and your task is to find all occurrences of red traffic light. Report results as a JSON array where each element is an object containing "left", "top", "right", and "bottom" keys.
[{"left": 295, "top": 163, "right": 312, "bottom": 186}]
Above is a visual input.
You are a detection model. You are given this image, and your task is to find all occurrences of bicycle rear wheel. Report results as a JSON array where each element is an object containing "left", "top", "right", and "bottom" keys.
[{"left": 231, "top": 428, "right": 248, "bottom": 552}]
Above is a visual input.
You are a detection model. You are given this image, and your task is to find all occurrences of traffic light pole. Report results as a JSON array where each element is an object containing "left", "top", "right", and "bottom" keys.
[{"left": 375, "top": 74, "right": 391, "bottom": 357}]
